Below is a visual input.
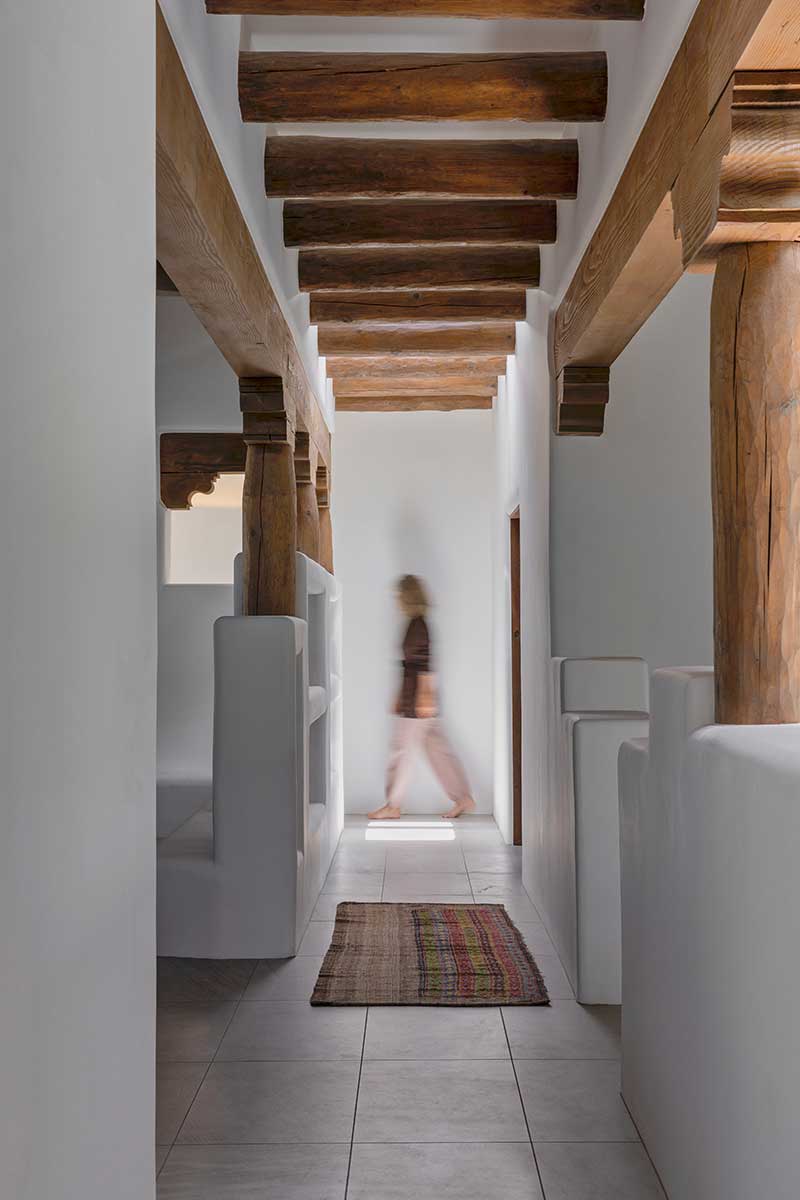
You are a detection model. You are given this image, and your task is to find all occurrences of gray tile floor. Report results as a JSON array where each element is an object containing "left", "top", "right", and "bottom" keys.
[{"left": 156, "top": 816, "right": 666, "bottom": 1199}]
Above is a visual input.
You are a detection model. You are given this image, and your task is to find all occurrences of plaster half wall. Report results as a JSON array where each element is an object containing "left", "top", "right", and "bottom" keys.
[
  {"left": 334, "top": 410, "right": 494, "bottom": 814},
  {"left": 550, "top": 271, "right": 714, "bottom": 672}
]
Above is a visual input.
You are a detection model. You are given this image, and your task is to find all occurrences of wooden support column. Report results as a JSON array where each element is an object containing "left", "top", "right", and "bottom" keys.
[
  {"left": 317, "top": 465, "right": 334, "bottom": 575},
  {"left": 295, "top": 432, "right": 321, "bottom": 562},
  {"left": 710, "top": 242, "right": 800, "bottom": 723},
  {"left": 240, "top": 378, "right": 297, "bottom": 615}
]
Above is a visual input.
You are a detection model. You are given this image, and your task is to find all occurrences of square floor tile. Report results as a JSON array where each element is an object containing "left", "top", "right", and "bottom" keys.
[
  {"left": 469, "top": 873, "right": 529, "bottom": 897},
  {"left": 243, "top": 956, "right": 325, "bottom": 1001},
  {"left": 178, "top": 1060, "right": 359, "bottom": 1144},
  {"left": 158, "top": 1144, "right": 350, "bottom": 1198},
  {"left": 515, "top": 923, "right": 557, "bottom": 956},
  {"left": 503, "top": 1000, "right": 621, "bottom": 1060},
  {"left": 382, "top": 872, "right": 472, "bottom": 899},
  {"left": 535, "top": 1142, "right": 666, "bottom": 1199},
  {"left": 157, "top": 959, "right": 255, "bottom": 1004},
  {"left": 348, "top": 1142, "right": 543, "bottom": 1200},
  {"left": 376, "top": 893, "right": 476, "bottom": 905},
  {"left": 297, "top": 921, "right": 335, "bottom": 956},
  {"left": 157, "top": 1003, "right": 237, "bottom": 1063},
  {"left": 535, "top": 955, "right": 575, "bottom": 1000},
  {"left": 354, "top": 1059, "right": 527, "bottom": 1143},
  {"left": 217, "top": 1001, "right": 365, "bottom": 1061},
  {"left": 384, "top": 849, "right": 466, "bottom": 874},
  {"left": 517, "top": 1060, "right": 638, "bottom": 1141},
  {"left": 364, "top": 1006, "right": 509, "bottom": 1061},
  {"left": 464, "top": 851, "right": 522, "bottom": 874},
  {"left": 313, "top": 893, "right": 380, "bottom": 920},
  {"left": 322, "top": 871, "right": 384, "bottom": 895},
  {"left": 156, "top": 1062, "right": 207, "bottom": 1145},
  {"left": 156, "top": 1145, "right": 171, "bottom": 1175},
  {"left": 494, "top": 895, "right": 541, "bottom": 924}
]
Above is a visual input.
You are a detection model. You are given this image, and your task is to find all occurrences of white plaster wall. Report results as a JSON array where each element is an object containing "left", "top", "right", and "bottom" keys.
[
  {"left": 0, "top": 5, "right": 156, "bottom": 1198},
  {"left": 551, "top": 272, "right": 714, "bottom": 671},
  {"left": 493, "top": 295, "right": 554, "bottom": 874},
  {"left": 334, "top": 411, "right": 494, "bottom": 814}
]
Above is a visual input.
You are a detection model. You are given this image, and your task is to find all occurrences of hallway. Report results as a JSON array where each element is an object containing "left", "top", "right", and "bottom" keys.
[{"left": 156, "top": 817, "right": 664, "bottom": 1199}]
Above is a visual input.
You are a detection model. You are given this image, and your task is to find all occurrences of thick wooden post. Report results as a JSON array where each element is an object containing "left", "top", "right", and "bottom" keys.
[
  {"left": 240, "top": 377, "right": 297, "bottom": 615},
  {"left": 319, "top": 507, "right": 334, "bottom": 574},
  {"left": 297, "top": 482, "right": 321, "bottom": 560},
  {"left": 710, "top": 243, "right": 800, "bottom": 724}
]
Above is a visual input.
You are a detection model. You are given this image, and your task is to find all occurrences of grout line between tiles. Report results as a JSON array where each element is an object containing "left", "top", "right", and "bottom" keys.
[
  {"left": 343, "top": 1007, "right": 370, "bottom": 1199},
  {"left": 500, "top": 1006, "right": 549, "bottom": 1200}
]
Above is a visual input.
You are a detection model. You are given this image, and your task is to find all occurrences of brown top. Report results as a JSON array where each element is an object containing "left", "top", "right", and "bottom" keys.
[{"left": 396, "top": 616, "right": 437, "bottom": 719}]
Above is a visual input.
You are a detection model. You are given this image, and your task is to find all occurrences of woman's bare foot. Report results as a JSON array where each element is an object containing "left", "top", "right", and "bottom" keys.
[
  {"left": 368, "top": 804, "right": 402, "bottom": 820},
  {"left": 442, "top": 798, "right": 476, "bottom": 819}
]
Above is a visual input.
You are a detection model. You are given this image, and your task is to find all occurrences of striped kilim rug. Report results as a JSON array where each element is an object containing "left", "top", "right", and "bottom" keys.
[{"left": 310, "top": 902, "right": 549, "bottom": 1006}]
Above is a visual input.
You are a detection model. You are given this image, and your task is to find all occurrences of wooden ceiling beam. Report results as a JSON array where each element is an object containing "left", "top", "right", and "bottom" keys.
[
  {"left": 239, "top": 52, "right": 606, "bottom": 124},
  {"left": 283, "top": 200, "right": 556, "bottom": 249},
  {"left": 208, "top": 1, "right": 644, "bottom": 18},
  {"left": 265, "top": 137, "right": 578, "bottom": 200},
  {"left": 299, "top": 247, "right": 540, "bottom": 292},
  {"left": 318, "top": 322, "right": 516, "bottom": 355},
  {"left": 156, "top": 9, "right": 330, "bottom": 469},
  {"left": 311, "top": 289, "right": 527, "bottom": 323},
  {"left": 327, "top": 354, "right": 506, "bottom": 380},
  {"left": 336, "top": 396, "right": 494, "bottom": 412},
  {"left": 332, "top": 378, "right": 498, "bottom": 396}
]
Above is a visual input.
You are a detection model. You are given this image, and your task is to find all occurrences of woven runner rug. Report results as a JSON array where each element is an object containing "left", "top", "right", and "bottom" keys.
[{"left": 310, "top": 902, "right": 549, "bottom": 1006}]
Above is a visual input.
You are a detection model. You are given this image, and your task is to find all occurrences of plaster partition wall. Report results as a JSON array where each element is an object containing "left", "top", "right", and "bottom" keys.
[
  {"left": 493, "top": 293, "right": 554, "bottom": 869},
  {"left": 0, "top": 5, "right": 156, "bottom": 1199},
  {"left": 551, "top": 271, "right": 715, "bottom": 672},
  {"left": 334, "top": 410, "right": 494, "bottom": 814}
]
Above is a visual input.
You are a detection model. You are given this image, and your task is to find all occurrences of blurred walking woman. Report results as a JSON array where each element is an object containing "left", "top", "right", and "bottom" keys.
[{"left": 369, "top": 575, "right": 476, "bottom": 820}]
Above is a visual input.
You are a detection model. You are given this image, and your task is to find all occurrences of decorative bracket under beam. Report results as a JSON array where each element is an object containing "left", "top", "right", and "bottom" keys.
[
  {"left": 160, "top": 432, "right": 247, "bottom": 509},
  {"left": 555, "top": 366, "right": 610, "bottom": 436}
]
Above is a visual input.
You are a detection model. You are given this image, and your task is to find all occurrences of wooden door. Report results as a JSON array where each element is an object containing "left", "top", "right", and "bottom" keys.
[{"left": 510, "top": 509, "right": 522, "bottom": 846}]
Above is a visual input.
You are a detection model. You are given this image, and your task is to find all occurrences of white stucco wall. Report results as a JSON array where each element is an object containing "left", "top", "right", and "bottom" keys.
[
  {"left": 550, "top": 271, "right": 714, "bottom": 672},
  {"left": 334, "top": 410, "right": 494, "bottom": 814},
  {"left": 0, "top": 5, "right": 156, "bottom": 1198}
]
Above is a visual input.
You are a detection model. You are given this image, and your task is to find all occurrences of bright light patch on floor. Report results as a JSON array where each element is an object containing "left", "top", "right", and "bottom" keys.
[{"left": 365, "top": 820, "right": 456, "bottom": 842}]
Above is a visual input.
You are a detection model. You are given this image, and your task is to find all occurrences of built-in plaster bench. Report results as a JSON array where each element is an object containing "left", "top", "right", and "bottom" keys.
[
  {"left": 545, "top": 657, "right": 650, "bottom": 1004},
  {"left": 157, "top": 552, "right": 343, "bottom": 959}
]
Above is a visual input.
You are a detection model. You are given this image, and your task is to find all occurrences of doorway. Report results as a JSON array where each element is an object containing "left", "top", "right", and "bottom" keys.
[{"left": 510, "top": 508, "right": 522, "bottom": 846}]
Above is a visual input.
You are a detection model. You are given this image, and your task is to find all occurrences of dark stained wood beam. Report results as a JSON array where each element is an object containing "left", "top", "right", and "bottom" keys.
[
  {"left": 318, "top": 321, "right": 516, "bottom": 356},
  {"left": 239, "top": 52, "right": 607, "bottom": 124},
  {"left": 209, "top": 0, "right": 644, "bottom": 18},
  {"left": 336, "top": 396, "right": 494, "bottom": 412},
  {"left": 284, "top": 200, "right": 556, "bottom": 248},
  {"left": 299, "top": 247, "right": 540, "bottom": 292},
  {"left": 554, "top": 366, "right": 610, "bottom": 436},
  {"left": 156, "top": 9, "right": 330, "bottom": 469},
  {"left": 160, "top": 432, "right": 247, "bottom": 509},
  {"left": 265, "top": 137, "right": 579, "bottom": 200},
  {"left": 311, "top": 289, "right": 526, "bottom": 323},
  {"left": 327, "top": 354, "right": 506, "bottom": 380}
]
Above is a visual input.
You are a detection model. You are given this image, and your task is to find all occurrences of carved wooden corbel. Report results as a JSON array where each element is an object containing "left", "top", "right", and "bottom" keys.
[
  {"left": 160, "top": 432, "right": 247, "bottom": 509},
  {"left": 555, "top": 366, "right": 610, "bottom": 436}
]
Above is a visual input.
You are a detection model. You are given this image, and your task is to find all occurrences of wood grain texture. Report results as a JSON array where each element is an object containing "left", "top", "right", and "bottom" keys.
[
  {"left": 239, "top": 51, "right": 606, "bottom": 124},
  {"left": 208, "top": 0, "right": 644, "bottom": 17},
  {"left": 160, "top": 432, "right": 246, "bottom": 509},
  {"left": 311, "top": 289, "right": 527, "bottom": 323},
  {"left": 554, "top": 365, "right": 610, "bottom": 435},
  {"left": 335, "top": 395, "right": 494, "bottom": 411},
  {"left": 553, "top": 0, "right": 776, "bottom": 375},
  {"left": 296, "top": 481, "right": 321, "bottom": 562},
  {"left": 156, "top": 8, "right": 330, "bottom": 469},
  {"left": 283, "top": 200, "right": 556, "bottom": 248},
  {"left": 710, "top": 243, "right": 800, "bottom": 723},
  {"left": 318, "top": 322, "right": 516, "bottom": 355},
  {"left": 299, "top": 247, "right": 540, "bottom": 292},
  {"left": 318, "top": 506, "right": 334, "bottom": 574},
  {"left": 327, "top": 354, "right": 506, "bottom": 380},
  {"left": 333, "top": 378, "right": 496, "bottom": 396},
  {"left": 242, "top": 442, "right": 298, "bottom": 616},
  {"left": 265, "top": 137, "right": 579, "bottom": 200}
]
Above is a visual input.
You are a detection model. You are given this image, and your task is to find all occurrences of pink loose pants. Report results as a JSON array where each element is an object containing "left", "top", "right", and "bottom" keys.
[{"left": 385, "top": 717, "right": 473, "bottom": 810}]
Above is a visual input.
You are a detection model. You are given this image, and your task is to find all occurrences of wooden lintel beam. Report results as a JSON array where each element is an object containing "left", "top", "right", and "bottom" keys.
[
  {"left": 554, "top": 366, "right": 610, "bottom": 436},
  {"left": 336, "top": 396, "right": 494, "bottom": 412},
  {"left": 299, "top": 247, "right": 540, "bottom": 292},
  {"left": 208, "top": 1, "right": 644, "bottom": 18},
  {"left": 284, "top": 200, "right": 556, "bottom": 249},
  {"left": 265, "top": 137, "right": 579, "bottom": 200},
  {"left": 155, "top": 8, "right": 330, "bottom": 470},
  {"left": 311, "top": 289, "right": 527, "bottom": 323},
  {"left": 318, "top": 322, "right": 516, "bottom": 356},
  {"left": 239, "top": 52, "right": 606, "bottom": 124},
  {"left": 552, "top": 0, "right": 788, "bottom": 379}
]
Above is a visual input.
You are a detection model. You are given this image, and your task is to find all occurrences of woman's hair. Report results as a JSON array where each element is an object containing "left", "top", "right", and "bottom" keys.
[{"left": 396, "top": 574, "right": 430, "bottom": 619}]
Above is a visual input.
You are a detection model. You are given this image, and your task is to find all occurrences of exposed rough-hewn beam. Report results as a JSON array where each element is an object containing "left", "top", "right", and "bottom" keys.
[
  {"left": 265, "top": 137, "right": 579, "bottom": 200},
  {"left": 284, "top": 200, "right": 556, "bottom": 248},
  {"left": 156, "top": 7, "right": 330, "bottom": 469},
  {"left": 336, "top": 396, "right": 494, "bottom": 412},
  {"left": 208, "top": 0, "right": 644, "bottom": 18},
  {"left": 554, "top": 366, "right": 610, "bottom": 436},
  {"left": 327, "top": 354, "right": 506, "bottom": 380},
  {"left": 318, "top": 322, "right": 516, "bottom": 356},
  {"left": 311, "top": 289, "right": 527, "bottom": 323},
  {"left": 299, "top": 247, "right": 540, "bottom": 292},
  {"left": 239, "top": 52, "right": 607, "bottom": 124},
  {"left": 334, "top": 378, "right": 497, "bottom": 397}
]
